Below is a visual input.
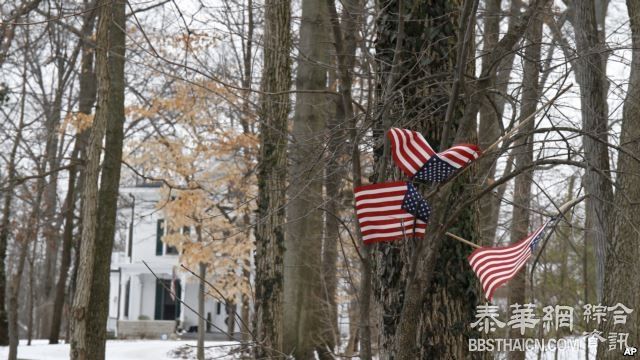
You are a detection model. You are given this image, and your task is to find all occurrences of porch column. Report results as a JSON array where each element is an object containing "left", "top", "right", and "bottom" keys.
[{"left": 129, "top": 274, "right": 142, "bottom": 320}]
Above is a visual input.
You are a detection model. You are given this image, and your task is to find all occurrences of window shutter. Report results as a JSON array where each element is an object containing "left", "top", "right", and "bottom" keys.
[
  {"left": 175, "top": 280, "right": 182, "bottom": 319},
  {"left": 124, "top": 279, "right": 130, "bottom": 317},
  {"left": 154, "top": 279, "right": 163, "bottom": 320},
  {"left": 156, "top": 219, "right": 164, "bottom": 255}
]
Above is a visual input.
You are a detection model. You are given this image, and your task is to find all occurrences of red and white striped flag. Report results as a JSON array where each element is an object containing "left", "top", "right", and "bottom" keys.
[
  {"left": 436, "top": 144, "right": 481, "bottom": 169},
  {"left": 387, "top": 128, "right": 480, "bottom": 182},
  {"left": 354, "top": 181, "right": 430, "bottom": 244},
  {"left": 467, "top": 218, "right": 556, "bottom": 301},
  {"left": 387, "top": 128, "right": 436, "bottom": 177}
]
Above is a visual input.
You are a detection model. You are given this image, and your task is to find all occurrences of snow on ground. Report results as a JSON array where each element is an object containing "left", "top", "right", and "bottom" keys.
[
  {"left": 0, "top": 336, "right": 604, "bottom": 359},
  {"left": 0, "top": 339, "right": 240, "bottom": 360}
]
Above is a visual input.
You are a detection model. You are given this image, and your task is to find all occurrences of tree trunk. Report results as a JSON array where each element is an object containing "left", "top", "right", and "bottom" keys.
[
  {"left": 325, "top": 0, "right": 370, "bottom": 356},
  {"left": 84, "top": 0, "right": 126, "bottom": 357},
  {"left": 252, "top": 0, "right": 291, "bottom": 356},
  {"left": 27, "top": 237, "right": 37, "bottom": 345},
  {"left": 322, "top": 0, "right": 362, "bottom": 355},
  {"left": 39, "top": 33, "right": 73, "bottom": 336},
  {"left": 598, "top": 0, "right": 640, "bottom": 356},
  {"left": 507, "top": 3, "right": 545, "bottom": 358},
  {"left": 226, "top": 299, "right": 236, "bottom": 340},
  {"left": 571, "top": 0, "right": 614, "bottom": 303},
  {"left": 0, "top": 48, "right": 30, "bottom": 347},
  {"left": 322, "top": 113, "right": 342, "bottom": 357},
  {"left": 9, "top": 161, "right": 45, "bottom": 358},
  {"left": 69, "top": 0, "right": 113, "bottom": 358},
  {"left": 49, "top": 6, "right": 97, "bottom": 344},
  {"left": 283, "top": 0, "right": 329, "bottom": 357},
  {"left": 198, "top": 262, "right": 206, "bottom": 360},
  {"left": 8, "top": 240, "right": 28, "bottom": 360},
  {"left": 49, "top": 146, "right": 80, "bottom": 345},
  {"left": 371, "top": 1, "right": 485, "bottom": 358},
  {"left": 344, "top": 297, "right": 359, "bottom": 357}
]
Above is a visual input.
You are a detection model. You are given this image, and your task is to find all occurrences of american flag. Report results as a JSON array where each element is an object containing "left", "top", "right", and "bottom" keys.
[
  {"left": 387, "top": 128, "right": 436, "bottom": 177},
  {"left": 354, "top": 181, "right": 431, "bottom": 244},
  {"left": 387, "top": 127, "right": 480, "bottom": 182},
  {"left": 413, "top": 143, "right": 481, "bottom": 183},
  {"left": 467, "top": 217, "right": 557, "bottom": 301}
]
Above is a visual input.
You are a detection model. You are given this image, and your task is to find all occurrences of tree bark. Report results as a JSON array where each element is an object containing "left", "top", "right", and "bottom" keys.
[
  {"left": 69, "top": 0, "right": 113, "bottom": 358},
  {"left": 226, "top": 299, "right": 236, "bottom": 340},
  {"left": 283, "top": 0, "right": 330, "bottom": 357},
  {"left": 252, "top": 0, "right": 291, "bottom": 356},
  {"left": 598, "top": 0, "right": 640, "bottom": 355},
  {"left": 570, "top": 0, "right": 614, "bottom": 303},
  {"left": 84, "top": 0, "right": 125, "bottom": 357},
  {"left": 507, "top": 3, "right": 545, "bottom": 358}
]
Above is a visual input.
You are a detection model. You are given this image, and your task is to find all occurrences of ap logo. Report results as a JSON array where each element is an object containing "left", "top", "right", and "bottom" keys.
[{"left": 624, "top": 347, "right": 638, "bottom": 356}]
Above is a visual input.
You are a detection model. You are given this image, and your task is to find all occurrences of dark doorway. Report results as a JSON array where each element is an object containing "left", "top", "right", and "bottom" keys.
[{"left": 154, "top": 278, "right": 181, "bottom": 320}]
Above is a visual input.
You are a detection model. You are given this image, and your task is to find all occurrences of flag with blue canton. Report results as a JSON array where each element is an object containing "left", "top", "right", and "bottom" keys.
[
  {"left": 530, "top": 216, "right": 558, "bottom": 251},
  {"left": 413, "top": 144, "right": 481, "bottom": 183},
  {"left": 400, "top": 182, "right": 431, "bottom": 222},
  {"left": 354, "top": 181, "right": 429, "bottom": 243},
  {"left": 468, "top": 216, "right": 560, "bottom": 301}
]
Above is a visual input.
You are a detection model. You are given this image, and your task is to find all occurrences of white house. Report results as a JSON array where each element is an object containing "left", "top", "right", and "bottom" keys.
[{"left": 107, "top": 182, "right": 243, "bottom": 338}]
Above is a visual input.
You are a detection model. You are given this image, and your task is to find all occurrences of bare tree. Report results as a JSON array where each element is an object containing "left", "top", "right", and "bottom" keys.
[
  {"left": 599, "top": 0, "right": 640, "bottom": 355},
  {"left": 252, "top": 0, "right": 292, "bottom": 356},
  {"left": 283, "top": 0, "right": 330, "bottom": 357},
  {"left": 0, "top": 0, "right": 44, "bottom": 68},
  {"left": 69, "top": 0, "right": 114, "bottom": 357},
  {"left": 49, "top": 2, "right": 97, "bottom": 343},
  {"left": 569, "top": 0, "right": 614, "bottom": 302},
  {"left": 507, "top": 2, "right": 546, "bottom": 359},
  {"left": 84, "top": 0, "right": 126, "bottom": 357},
  {"left": 7, "top": 49, "right": 31, "bottom": 360}
]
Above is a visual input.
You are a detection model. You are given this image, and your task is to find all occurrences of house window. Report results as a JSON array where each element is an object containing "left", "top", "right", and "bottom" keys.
[
  {"left": 216, "top": 302, "right": 222, "bottom": 315},
  {"left": 165, "top": 244, "right": 179, "bottom": 255},
  {"left": 156, "top": 219, "right": 178, "bottom": 255}
]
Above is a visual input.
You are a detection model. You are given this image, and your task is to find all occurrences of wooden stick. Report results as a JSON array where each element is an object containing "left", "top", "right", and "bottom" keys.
[{"left": 445, "top": 231, "right": 481, "bottom": 249}]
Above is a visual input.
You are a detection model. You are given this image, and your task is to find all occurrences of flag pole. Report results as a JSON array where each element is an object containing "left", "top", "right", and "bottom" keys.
[
  {"left": 445, "top": 231, "right": 481, "bottom": 249},
  {"left": 444, "top": 194, "right": 586, "bottom": 251},
  {"left": 530, "top": 195, "right": 587, "bottom": 270}
]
